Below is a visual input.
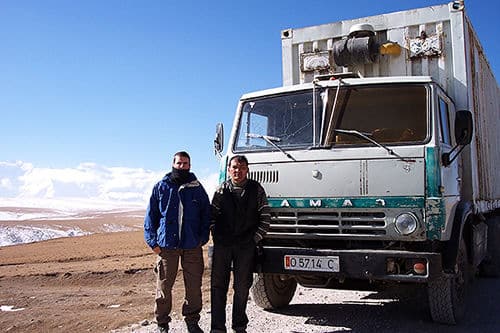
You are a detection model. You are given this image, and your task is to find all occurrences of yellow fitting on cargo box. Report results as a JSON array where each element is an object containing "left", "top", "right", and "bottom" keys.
[{"left": 379, "top": 42, "right": 401, "bottom": 56}]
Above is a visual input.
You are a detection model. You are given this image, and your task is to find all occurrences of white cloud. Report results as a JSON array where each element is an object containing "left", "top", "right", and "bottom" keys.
[
  {"left": 0, "top": 177, "right": 12, "bottom": 189},
  {"left": 0, "top": 161, "right": 220, "bottom": 210},
  {"left": 199, "top": 172, "right": 220, "bottom": 200}
]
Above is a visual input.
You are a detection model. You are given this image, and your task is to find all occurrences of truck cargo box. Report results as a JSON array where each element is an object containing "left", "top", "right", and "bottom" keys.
[{"left": 281, "top": 2, "right": 499, "bottom": 213}]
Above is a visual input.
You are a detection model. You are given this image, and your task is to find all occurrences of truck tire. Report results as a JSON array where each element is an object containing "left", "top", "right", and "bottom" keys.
[
  {"left": 427, "top": 238, "right": 468, "bottom": 324},
  {"left": 251, "top": 273, "right": 297, "bottom": 309},
  {"left": 479, "top": 215, "right": 500, "bottom": 277}
]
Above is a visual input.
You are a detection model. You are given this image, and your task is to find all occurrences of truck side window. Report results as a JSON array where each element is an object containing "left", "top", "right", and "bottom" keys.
[
  {"left": 438, "top": 97, "right": 451, "bottom": 145},
  {"left": 237, "top": 111, "right": 269, "bottom": 148}
]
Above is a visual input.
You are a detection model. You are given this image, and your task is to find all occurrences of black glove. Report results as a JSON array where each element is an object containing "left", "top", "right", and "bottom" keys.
[{"left": 256, "top": 243, "right": 264, "bottom": 257}]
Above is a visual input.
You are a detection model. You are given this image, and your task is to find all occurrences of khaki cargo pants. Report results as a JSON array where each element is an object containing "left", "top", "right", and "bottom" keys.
[{"left": 154, "top": 246, "right": 204, "bottom": 327}]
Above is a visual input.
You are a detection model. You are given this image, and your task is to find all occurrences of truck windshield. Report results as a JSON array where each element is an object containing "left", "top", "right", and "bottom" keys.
[{"left": 234, "top": 84, "right": 427, "bottom": 152}]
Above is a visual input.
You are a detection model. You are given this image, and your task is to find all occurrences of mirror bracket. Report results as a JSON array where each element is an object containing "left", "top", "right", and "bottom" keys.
[
  {"left": 441, "top": 144, "right": 466, "bottom": 167},
  {"left": 214, "top": 123, "right": 224, "bottom": 158}
]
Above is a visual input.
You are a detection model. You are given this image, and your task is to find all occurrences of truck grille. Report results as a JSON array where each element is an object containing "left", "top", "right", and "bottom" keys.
[
  {"left": 268, "top": 210, "right": 387, "bottom": 237},
  {"left": 249, "top": 170, "right": 279, "bottom": 184}
]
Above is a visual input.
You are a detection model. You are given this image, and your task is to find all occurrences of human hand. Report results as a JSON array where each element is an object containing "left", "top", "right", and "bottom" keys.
[
  {"left": 152, "top": 246, "right": 161, "bottom": 254},
  {"left": 256, "top": 244, "right": 263, "bottom": 257}
]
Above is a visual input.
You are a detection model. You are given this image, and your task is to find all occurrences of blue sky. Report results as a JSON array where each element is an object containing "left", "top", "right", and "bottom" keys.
[{"left": 1, "top": 0, "right": 498, "bottom": 207}]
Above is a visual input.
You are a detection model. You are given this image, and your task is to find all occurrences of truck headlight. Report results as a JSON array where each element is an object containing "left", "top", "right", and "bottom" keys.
[{"left": 395, "top": 213, "right": 418, "bottom": 235}]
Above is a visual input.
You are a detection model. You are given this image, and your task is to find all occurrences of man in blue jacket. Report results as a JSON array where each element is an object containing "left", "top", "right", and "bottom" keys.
[{"left": 144, "top": 151, "right": 210, "bottom": 333}]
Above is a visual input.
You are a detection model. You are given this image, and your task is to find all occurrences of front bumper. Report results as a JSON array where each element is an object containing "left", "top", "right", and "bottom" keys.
[{"left": 257, "top": 246, "right": 442, "bottom": 283}]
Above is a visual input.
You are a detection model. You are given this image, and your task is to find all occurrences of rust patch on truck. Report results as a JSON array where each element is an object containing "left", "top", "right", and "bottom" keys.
[{"left": 426, "top": 197, "right": 445, "bottom": 239}]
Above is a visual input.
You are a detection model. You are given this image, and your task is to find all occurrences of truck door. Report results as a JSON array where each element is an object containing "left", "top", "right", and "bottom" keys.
[{"left": 437, "top": 93, "right": 460, "bottom": 225}]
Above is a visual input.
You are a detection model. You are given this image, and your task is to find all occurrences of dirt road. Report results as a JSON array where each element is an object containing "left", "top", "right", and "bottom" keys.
[
  {"left": 1, "top": 227, "right": 498, "bottom": 333},
  {"left": 115, "top": 273, "right": 500, "bottom": 333}
]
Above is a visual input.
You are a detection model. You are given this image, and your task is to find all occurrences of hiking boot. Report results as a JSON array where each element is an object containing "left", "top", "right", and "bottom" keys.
[
  {"left": 157, "top": 323, "right": 169, "bottom": 333},
  {"left": 187, "top": 322, "right": 204, "bottom": 333},
  {"left": 232, "top": 328, "right": 246, "bottom": 333}
]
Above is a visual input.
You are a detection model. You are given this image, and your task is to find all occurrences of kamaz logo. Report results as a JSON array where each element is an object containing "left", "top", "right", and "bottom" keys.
[
  {"left": 310, "top": 199, "right": 322, "bottom": 207},
  {"left": 273, "top": 197, "right": 400, "bottom": 209},
  {"left": 281, "top": 199, "right": 322, "bottom": 207}
]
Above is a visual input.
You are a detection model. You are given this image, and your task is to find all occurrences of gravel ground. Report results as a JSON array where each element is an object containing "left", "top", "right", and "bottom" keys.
[
  {"left": 111, "top": 285, "right": 368, "bottom": 333},
  {"left": 111, "top": 277, "right": 500, "bottom": 333}
]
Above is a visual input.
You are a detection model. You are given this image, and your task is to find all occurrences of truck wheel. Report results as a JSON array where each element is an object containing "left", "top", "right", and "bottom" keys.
[
  {"left": 479, "top": 215, "right": 500, "bottom": 277},
  {"left": 427, "top": 238, "right": 468, "bottom": 324},
  {"left": 251, "top": 273, "right": 297, "bottom": 309}
]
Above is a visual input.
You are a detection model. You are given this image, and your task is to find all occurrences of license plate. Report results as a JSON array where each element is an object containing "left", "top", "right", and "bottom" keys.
[{"left": 284, "top": 255, "right": 340, "bottom": 272}]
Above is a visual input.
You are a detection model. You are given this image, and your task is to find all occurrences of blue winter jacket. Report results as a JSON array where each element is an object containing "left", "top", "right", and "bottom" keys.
[{"left": 144, "top": 172, "right": 210, "bottom": 249}]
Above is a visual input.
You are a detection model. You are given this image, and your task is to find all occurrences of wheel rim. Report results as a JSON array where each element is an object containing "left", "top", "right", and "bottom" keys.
[{"left": 270, "top": 274, "right": 293, "bottom": 292}]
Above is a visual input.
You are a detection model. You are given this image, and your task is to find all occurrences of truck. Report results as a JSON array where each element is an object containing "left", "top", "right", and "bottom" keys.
[{"left": 213, "top": 1, "right": 499, "bottom": 324}]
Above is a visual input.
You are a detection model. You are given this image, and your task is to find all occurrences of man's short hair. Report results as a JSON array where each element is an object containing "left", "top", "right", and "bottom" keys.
[
  {"left": 229, "top": 155, "right": 248, "bottom": 165},
  {"left": 173, "top": 151, "right": 191, "bottom": 163}
]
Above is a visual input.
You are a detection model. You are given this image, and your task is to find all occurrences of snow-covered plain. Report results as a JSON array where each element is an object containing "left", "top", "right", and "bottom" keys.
[
  {"left": 0, "top": 203, "right": 144, "bottom": 247},
  {"left": 0, "top": 224, "right": 90, "bottom": 247}
]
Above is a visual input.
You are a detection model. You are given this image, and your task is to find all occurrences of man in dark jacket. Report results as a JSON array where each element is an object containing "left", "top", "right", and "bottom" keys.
[
  {"left": 144, "top": 151, "right": 210, "bottom": 333},
  {"left": 210, "top": 155, "right": 270, "bottom": 333}
]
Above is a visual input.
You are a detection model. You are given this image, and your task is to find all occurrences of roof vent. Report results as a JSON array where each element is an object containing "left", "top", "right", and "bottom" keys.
[{"left": 348, "top": 23, "right": 375, "bottom": 38}]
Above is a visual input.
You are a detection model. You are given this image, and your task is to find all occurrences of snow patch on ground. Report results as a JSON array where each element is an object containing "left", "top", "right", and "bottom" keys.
[
  {"left": 100, "top": 224, "right": 140, "bottom": 233},
  {"left": 1, "top": 305, "right": 26, "bottom": 312},
  {"left": 0, "top": 211, "right": 83, "bottom": 221},
  {"left": 0, "top": 225, "right": 90, "bottom": 247}
]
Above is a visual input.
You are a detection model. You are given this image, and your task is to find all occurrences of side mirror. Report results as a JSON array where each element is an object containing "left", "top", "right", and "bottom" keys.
[
  {"left": 442, "top": 110, "right": 473, "bottom": 166},
  {"left": 454, "top": 110, "right": 473, "bottom": 145},
  {"left": 214, "top": 123, "right": 224, "bottom": 156}
]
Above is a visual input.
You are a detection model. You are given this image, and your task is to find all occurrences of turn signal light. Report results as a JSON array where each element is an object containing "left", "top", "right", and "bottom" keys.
[{"left": 413, "top": 262, "right": 426, "bottom": 274}]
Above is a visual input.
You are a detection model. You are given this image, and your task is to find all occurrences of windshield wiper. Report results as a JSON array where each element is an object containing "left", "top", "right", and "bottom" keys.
[
  {"left": 334, "top": 129, "right": 412, "bottom": 161},
  {"left": 246, "top": 133, "right": 297, "bottom": 161}
]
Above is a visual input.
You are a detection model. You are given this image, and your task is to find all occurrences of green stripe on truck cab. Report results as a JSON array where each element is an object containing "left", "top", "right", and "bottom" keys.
[
  {"left": 218, "top": 155, "right": 228, "bottom": 184},
  {"left": 425, "top": 146, "right": 445, "bottom": 240}
]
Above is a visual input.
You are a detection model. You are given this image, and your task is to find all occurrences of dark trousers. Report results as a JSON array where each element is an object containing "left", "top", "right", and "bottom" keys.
[
  {"left": 154, "top": 246, "right": 204, "bottom": 326},
  {"left": 210, "top": 242, "right": 255, "bottom": 332}
]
